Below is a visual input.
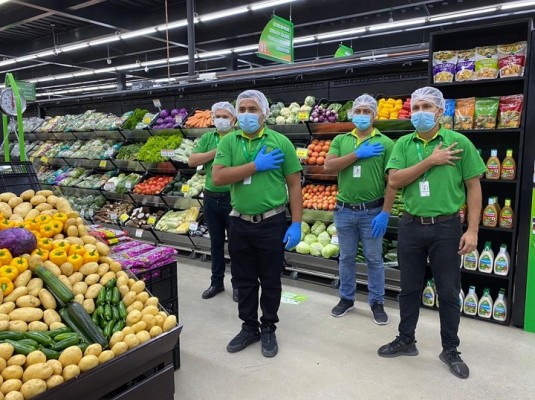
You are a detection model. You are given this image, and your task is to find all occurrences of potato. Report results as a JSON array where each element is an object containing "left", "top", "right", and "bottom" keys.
[
  {"left": 59, "top": 262, "right": 74, "bottom": 277},
  {"left": 49, "top": 322, "right": 66, "bottom": 330},
  {"left": 66, "top": 226, "right": 78, "bottom": 238},
  {"left": 80, "top": 262, "right": 98, "bottom": 276},
  {"left": 12, "top": 203, "right": 32, "bottom": 218},
  {"left": 35, "top": 190, "right": 53, "bottom": 198},
  {"left": 136, "top": 330, "right": 151, "bottom": 344},
  {"left": 27, "top": 321, "right": 48, "bottom": 332},
  {"left": 35, "top": 203, "right": 53, "bottom": 212},
  {"left": 0, "top": 203, "right": 11, "bottom": 218},
  {"left": 141, "top": 306, "right": 159, "bottom": 317},
  {"left": 5, "top": 391, "right": 24, "bottom": 400},
  {"left": 13, "top": 271, "right": 32, "bottom": 289},
  {"left": 97, "top": 350, "right": 114, "bottom": 364},
  {"left": 122, "top": 292, "right": 136, "bottom": 307},
  {"left": 118, "top": 285, "right": 129, "bottom": 297},
  {"left": 45, "top": 374, "right": 63, "bottom": 390},
  {"left": 127, "top": 278, "right": 136, "bottom": 288},
  {"left": 121, "top": 327, "right": 134, "bottom": 336},
  {"left": 19, "top": 190, "right": 35, "bottom": 201},
  {"left": 46, "top": 360, "right": 62, "bottom": 376},
  {"left": 81, "top": 235, "right": 96, "bottom": 245},
  {"left": 58, "top": 275, "right": 72, "bottom": 291},
  {"left": 9, "top": 308, "right": 43, "bottom": 323},
  {"left": 123, "top": 334, "right": 139, "bottom": 350},
  {"left": 84, "top": 344, "right": 102, "bottom": 358},
  {"left": 154, "top": 315, "right": 165, "bottom": 328},
  {"left": 21, "top": 378, "right": 47, "bottom": 399},
  {"left": 65, "top": 237, "right": 84, "bottom": 246},
  {"left": 1, "top": 379, "right": 22, "bottom": 395},
  {"left": 116, "top": 276, "right": 128, "bottom": 288},
  {"left": 7, "top": 197, "right": 23, "bottom": 209},
  {"left": 84, "top": 284, "right": 102, "bottom": 300},
  {"left": 67, "top": 272, "right": 83, "bottom": 285},
  {"left": 115, "top": 270, "right": 128, "bottom": 280},
  {"left": 1, "top": 365, "right": 23, "bottom": 380},
  {"left": 144, "top": 297, "right": 159, "bottom": 307},
  {"left": 126, "top": 310, "right": 142, "bottom": 326},
  {"left": 4, "top": 287, "right": 28, "bottom": 303},
  {"left": 8, "top": 321, "right": 27, "bottom": 333},
  {"left": 84, "top": 274, "right": 100, "bottom": 286},
  {"left": 82, "top": 299, "right": 95, "bottom": 314},
  {"left": 109, "top": 261, "right": 122, "bottom": 273},
  {"left": 96, "top": 264, "right": 109, "bottom": 276},
  {"left": 72, "top": 282, "right": 87, "bottom": 296},
  {"left": 25, "top": 352, "right": 46, "bottom": 368},
  {"left": 42, "top": 261, "right": 61, "bottom": 277},
  {"left": 38, "top": 289, "right": 56, "bottom": 311},
  {"left": 7, "top": 356, "right": 25, "bottom": 367},
  {"left": 61, "top": 365, "right": 80, "bottom": 382},
  {"left": 46, "top": 195, "right": 58, "bottom": 206},
  {"left": 74, "top": 294, "right": 84, "bottom": 305},
  {"left": 109, "top": 332, "right": 124, "bottom": 348},
  {"left": 0, "top": 314, "right": 8, "bottom": 321},
  {"left": 43, "top": 309, "right": 61, "bottom": 326},
  {"left": 0, "top": 358, "right": 5, "bottom": 372},
  {"left": 130, "top": 281, "right": 146, "bottom": 295},
  {"left": 99, "top": 272, "right": 116, "bottom": 286},
  {"left": 29, "top": 195, "right": 46, "bottom": 206},
  {"left": 53, "top": 233, "right": 64, "bottom": 241},
  {"left": 22, "top": 363, "right": 52, "bottom": 383},
  {"left": 58, "top": 346, "right": 83, "bottom": 368},
  {"left": 8, "top": 214, "right": 22, "bottom": 223},
  {"left": 0, "top": 321, "right": 9, "bottom": 332},
  {"left": 135, "top": 292, "right": 150, "bottom": 304},
  {"left": 78, "top": 355, "right": 99, "bottom": 372},
  {"left": 131, "top": 321, "right": 147, "bottom": 334},
  {"left": 163, "top": 315, "right": 177, "bottom": 332},
  {"left": 15, "top": 296, "right": 40, "bottom": 308},
  {"left": 55, "top": 198, "right": 72, "bottom": 213},
  {"left": 141, "top": 315, "right": 156, "bottom": 331},
  {"left": 26, "top": 279, "right": 43, "bottom": 297},
  {"left": 111, "top": 342, "right": 128, "bottom": 357},
  {"left": 94, "top": 242, "right": 110, "bottom": 256},
  {"left": 127, "top": 301, "right": 144, "bottom": 313},
  {"left": 23, "top": 209, "right": 39, "bottom": 221},
  {"left": 77, "top": 225, "right": 88, "bottom": 237},
  {"left": 0, "top": 344, "right": 14, "bottom": 361},
  {"left": 0, "top": 193, "right": 15, "bottom": 202}
]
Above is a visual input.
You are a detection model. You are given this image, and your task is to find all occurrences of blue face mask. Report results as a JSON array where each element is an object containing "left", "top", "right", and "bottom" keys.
[
  {"left": 352, "top": 114, "right": 372, "bottom": 131},
  {"left": 238, "top": 113, "right": 261, "bottom": 134},
  {"left": 411, "top": 111, "right": 437, "bottom": 133}
]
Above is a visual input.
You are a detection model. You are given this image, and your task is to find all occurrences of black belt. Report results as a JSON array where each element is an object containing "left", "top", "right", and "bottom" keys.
[
  {"left": 203, "top": 189, "right": 230, "bottom": 198},
  {"left": 402, "top": 211, "right": 459, "bottom": 225},
  {"left": 229, "top": 205, "right": 286, "bottom": 224},
  {"left": 336, "top": 198, "right": 384, "bottom": 211}
]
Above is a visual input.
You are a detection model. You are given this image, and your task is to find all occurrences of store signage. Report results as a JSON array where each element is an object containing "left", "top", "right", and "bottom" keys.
[
  {"left": 334, "top": 44, "right": 354, "bottom": 58},
  {"left": 257, "top": 15, "right": 294, "bottom": 64},
  {"left": 296, "top": 148, "right": 308, "bottom": 159},
  {"left": 153, "top": 99, "right": 162, "bottom": 109},
  {"left": 15, "top": 80, "right": 36, "bottom": 101},
  {"left": 524, "top": 188, "right": 535, "bottom": 332}
]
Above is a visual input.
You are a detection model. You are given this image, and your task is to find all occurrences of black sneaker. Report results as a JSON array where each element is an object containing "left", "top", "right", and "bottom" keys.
[
  {"left": 377, "top": 336, "right": 419, "bottom": 358},
  {"left": 371, "top": 302, "right": 389, "bottom": 325},
  {"left": 233, "top": 289, "right": 239, "bottom": 303},
  {"left": 226, "top": 329, "right": 260, "bottom": 353},
  {"left": 439, "top": 349, "right": 470, "bottom": 379},
  {"left": 331, "top": 299, "right": 354, "bottom": 317},
  {"left": 260, "top": 328, "right": 278, "bottom": 357},
  {"left": 202, "top": 285, "right": 224, "bottom": 299}
]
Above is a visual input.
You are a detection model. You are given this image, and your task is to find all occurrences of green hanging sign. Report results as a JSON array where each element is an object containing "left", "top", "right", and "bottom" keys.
[
  {"left": 524, "top": 188, "right": 535, "bottom": 332},
  {"left": 334, "top": 44, "right": 354, "bottom": 58},
  {"left": 257, "top": 15, "right": 294, "bottom": 64},
  {"left": 15, "top": 80, "right": 36, "bottom": 101}
]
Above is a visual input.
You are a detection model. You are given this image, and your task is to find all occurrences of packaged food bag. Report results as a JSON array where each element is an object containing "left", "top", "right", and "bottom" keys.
[
  {"left": 475, "top": 46, "right": 499, "bottom": 80},
  {"left": 497, "top": 95, "right": 524, "bottom": 129},
  {"left": 474, "top": 97, "right": 499, "bottom": 130},
  {"left": 455, "top": 49, "right": 476, "bottom": 81},
  {"left": 454, "top": 98, "right": 476, "bottom": 130},
  {"left": 440, "top": 99, "right": 456, "bottom": 129},
  {"left": 433, "top": 51, "right": 457, "bottom": 83},
  {"left": 498, "top": 41, "right": 527, "bottom": 78}
]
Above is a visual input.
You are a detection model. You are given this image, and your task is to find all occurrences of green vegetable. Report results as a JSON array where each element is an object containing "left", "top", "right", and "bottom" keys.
[
  {"left": 106, "top": 278, "right": 117, "bottom": 289},
  {"left": 53, "top": 336, "right": 81, "bottom": 351},
  {"left": 321, "top": 243, "right": 340, "bottom": 259},
  {"left": 35, "top": 265, "right": 74, "bottom": 304},
  {"left": 103, "top": 320, "right": 115, "bottom": 338},
  {"left": 53, "top": 333, "right": 81, "bottom": 342},
  {"left": 112, "top": 306, "right": 120, "bottom": 321},
  {"left": 66, "top": 302, "right": 108, "bottom": 348},
  {"left": 118, "top": 301, "right": 127, "bottom": 319},
  {"left": 0, "top": 331, "right": 24, "bottom": 340},
  {"left": 92, "top": 310, "right": 100, "bottom": 325},
  {"left": 296, "top": 242, "right": 310, "bottom": 255},
  {"left": 5, "top": 339, "right": 36, "bottom": 356},
  {"left": 112, "top": 287, "right": 121, "bottom": 304},
  {"left": 43, "top": 327, "right": 72, "bottom": 338},
  {"left": 105, "top": 288, "right": 113, "bottom": 304},
  {"left": 122, "top": 108, "right": 149, "bottom": 130},
  {"left": 39, "top": 346, "right": 61, "bottom": 360},
  {"left": 112, "top": 320, "right": 125, "bottom": 334},
  {"left": 59, "top": 308, "right": 94, "bottom": 345},
  {"left": 97, "top": 287, "right": 106, "bottom": 306},
  {"left": 24, "top": 331, "right": 53, "bottom": 347},
  {"left": 137, "top": 134, "right": 183, "bottom": 163},
  {"left": 104, "top": 304, "right": 112, "bottom": 321}
]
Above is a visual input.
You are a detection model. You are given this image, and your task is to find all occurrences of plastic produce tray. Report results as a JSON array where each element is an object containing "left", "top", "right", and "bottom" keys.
[{"left": 0, "top": 161, "right": 40, "bottom": 195}]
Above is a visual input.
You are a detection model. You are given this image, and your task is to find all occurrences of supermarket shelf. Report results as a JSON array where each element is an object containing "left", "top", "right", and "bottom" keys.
[
  {"left": 302, "top": 209, "right": 334, "bottom": 223},
  {"left": 267, "top": 123, "right": 310, "bottom": 136},
  {"left": 461, "top": 268, "right": 510, "bottom": 280},
  {"left": 471, "top": 224, "right": 514, "bottom": 233},
  {"left": 457, "top": 128, "right": 521, "bottom": 135},
  {"left": 122, "top": 225, "right": 159, "bottom": 243},
  {"left": 480, "top": 179, "right": 517, "bottom": 184},
  {"left": 422, "top": 304, "right": 508, "bottom": 325},
  {"left": 302, "top": 165, "right": 337, "bottom": 181},
  {"left": 284, "top": 252, "right": 339, "bottom": 273},
  {"left": 433, "top": 76, "right": 524, "bottom": 88},
  {"left": 155, "top": 230, "right": 195, "bottom": 251},
  {"left": 307, "top": 121, "right": 354, "bottom": 136}
]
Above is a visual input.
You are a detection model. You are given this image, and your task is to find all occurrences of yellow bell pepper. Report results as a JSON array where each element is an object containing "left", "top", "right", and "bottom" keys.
[
  {"left": 83, "top": 250, "right": 99, "bottom": 264},
  {"left": 30, "top": 231, "right": 41, "bottom": 240},
  {"left": 0, "top": 219, "right": 14, "bottom": 231},
  {"left": 39, "top": 223, "right": 55, "bottom": 238},
  {"left": 38, "top": 215, "right": 52, "bottom": 225},
  {"left": 54, "top": 241, "right": 70, "bottom": 253},
  {"left": 0, "top": 249, "right": 13, "bottom": 266},
  {"left": 49, "top": 249, "right": 68, "bottom": 266},
  {"left": 10, "top": 257, "right": 28, "bottom": 273},
  {"left": 67, "top": 254, "right": 84, "bottom": 272},
  {"left": 0, "top": 277, "right": 14, "bottom": 296},
  {"left": 31, "top": 248, "right": 49, "bottom": 261},
  {"left": 53, "top": 212, "right": 68, "bottom": 224},
  {"left": 27, "top": 219, "right": 40, "bottom": 231},
  {"left": 51, "top": 221, "right": 63, "bottom": 235},
  {"left": 68, "top": 244, "right": 86, "bottom": 257},
  {"left": 38, "top": 238, "right": 54, "bottom": 251},
  {"left": 0, "top": 265, "right": 19, "bottom": 281}
]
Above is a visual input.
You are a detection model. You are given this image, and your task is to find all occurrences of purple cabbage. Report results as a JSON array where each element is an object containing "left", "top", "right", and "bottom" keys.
[
  {"left": 0, "top": 228, "right": 37, "bottom": 256},
  {"left": 159, "top": 109, "right": 170, "bottom": 118},
  {"left": 171, "top": 109, "right": 180, "bottom": 116},
  {"left": 156, "top": 118, "right": 164, "bottom": 124}
]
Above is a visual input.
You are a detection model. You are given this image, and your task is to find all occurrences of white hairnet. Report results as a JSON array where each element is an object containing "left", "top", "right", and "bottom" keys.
[
  {"left": 236, "top": 90, "right": 269, "bottom": 117},
  {"left": 352, "top": 94, "right": 377, "bottom": 115},
  {"left": 411, "top": 87, "right": 445, "bottom": 110},
  {"left": 211, "top": 101, "right": 236, "bottom": 117}
]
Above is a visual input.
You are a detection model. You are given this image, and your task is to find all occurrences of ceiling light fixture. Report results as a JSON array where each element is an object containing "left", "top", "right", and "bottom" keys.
[
  {"left": 250, "top": 0, "right": 299, "bottom": 11},
  {"left": 61, "top": 43, "right": 89, "bottom": 52},
  {"left": 120, "top": 27, "right": 157, "bottom": 40},
  {"left": 293, "top": 36, "right": 315, "bottom": 44},
  {"left": 72, "top": 70, "right": 95, "bottom": 77},
  {"left": 198, "top": 49, "right": 232, "bottom": 58},
  {"left": 428, "top": 6, "right": 497, "bottom": 21},
  {"left": 36, "top": 50, "right": 56, "bottom": 58},
  {"left": 501, "top": 0, "right": 535, "bottom": 10},
  {"left": 0, "top": 59, "right": 16, "bottom": 67},
  {"left": 89, "top": 36, "right": 120, "bottom": 46},
  {"left": 198, "top": 7, "right": 249, "bottom": 22},
  {"left": 369, "top": 18, "right": 426, "bottom": 31},
  {"left": 317, "top": 27, "right": 366, "bottom": 40},
  {"left": 14, "top": 54, "right": 37, "bottom": 62},
  {"left": 156, "top": 20, "right": 188, "bottom": 30}
]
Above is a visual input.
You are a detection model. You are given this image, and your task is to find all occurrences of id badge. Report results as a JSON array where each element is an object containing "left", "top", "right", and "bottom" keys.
[
  {"left": 419, "top": 181, "right": 430, "bottom": 197},
  {"left": 243, "top": 176, "right": 252, "bottom": 185},
  {"left": 353, "top": 165, "right": 362, "bottom": 178}
]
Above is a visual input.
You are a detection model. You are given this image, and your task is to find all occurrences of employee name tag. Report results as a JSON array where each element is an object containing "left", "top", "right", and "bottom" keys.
[
  {"left": 353, "top": 165, "right": 362, "bottom": 178},
  {"left": 419, "top": 181, "right": 430, "bottom": 197},
  {"left": 243, "top": 176, "right": 252, "bottom": 185}
]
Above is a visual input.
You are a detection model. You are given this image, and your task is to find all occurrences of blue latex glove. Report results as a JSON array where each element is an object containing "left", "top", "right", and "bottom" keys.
[
  {"left": 283, "top": 222, "right": 302, "bottom": 250},
  {"left": 371, "top": 211, "right": 390, "bottom": 238},
  {"left": 254, "top": 146, "right": 285, "bottom": 172},
  {"left": 355, "top": 142, "right": 385, "bottom": 160}
]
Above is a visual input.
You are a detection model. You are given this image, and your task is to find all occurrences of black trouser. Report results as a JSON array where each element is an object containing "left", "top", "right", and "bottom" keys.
[
  {"left": 228, "top": 212, "right": 287, "bottom": 332},
  {"left": 203, "top": 190, "right": 233, "bottom": 288},
  {"left": 397, "top": 215, "right": 462, "bottom": 350}
]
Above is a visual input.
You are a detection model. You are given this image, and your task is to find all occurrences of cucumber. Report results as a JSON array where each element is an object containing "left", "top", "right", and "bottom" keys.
[
  {"left": 96, "top": 287, "right": 106, "bottom": 306},
  {"left": 0, "top": 332, "right": 24, "bottom": 341},
  {"left": 35, "top": 265, "right": 74, "bottom": 304},
  {"left": 24, "top": 331, "right": 53, "bottom": 347},
  {"left": 53, "top": 333, "right": 81, "bottom": 342},
  {"left": 117, "top": 301, "right": 127, "bottom": 319},
  {"left": 59, "top": 308, "right": 94, "bottom": 345},
  {"left": 112, "top": 287, "right": 121, "bottom": 304},
  {"left": 53, "top": 336, "right": 82, "bottom": 351},
  {"left": 39, "top": 346, "right": 61, "bottom": 360},
  {"left": 66, "top": 302, "right": 108, "bottom": 348},
  {"left": 5, "top": 339, "right": 36, "bottom": 356},
  {"left": 43, "top": 327, "right": 72, "bottom": 338},
  {"left": 18, "top": 339, "right": 39, "bottom": 347}
]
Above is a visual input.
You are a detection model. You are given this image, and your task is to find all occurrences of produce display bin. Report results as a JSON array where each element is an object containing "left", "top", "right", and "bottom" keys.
[{"left": 0, "top": 161, "right": 40, "bottom": 195}]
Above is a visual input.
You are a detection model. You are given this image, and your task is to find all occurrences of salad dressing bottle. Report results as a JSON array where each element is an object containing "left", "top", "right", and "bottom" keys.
[
  {"left": 485, "top": 149, "right": 501, "bottom": 180},
  {"left": 463, "top": 286, "right": 478, "bottom": 316},
  {"left": 478, "top": 241, "right": 494, "bottom": 274},
  {"left": 499, "top": 199, "right": 514, "bottom": 229},
  {"left": 494, "top": 245, "right": 510, "bottom": 276},
  {"left": 478, "top": 288, "right": 493, "bottom": 319},
  {"left": 493, "top": 289, "right": 507, "bottom": 321},
  {"left": 422, "top": 280, "right": 435, "bottom": 307},
  {"left": 482, "top": 198, "right": 498, "bottom": 228},
  {"left": 501, "top": 149, "right": 516, "bottom": 180}
]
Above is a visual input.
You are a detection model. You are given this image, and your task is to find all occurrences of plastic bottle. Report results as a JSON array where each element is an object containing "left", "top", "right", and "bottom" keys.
[
  {"left": 501, "top": 149, "right": 516, "bottom": 180},
  {"left": 499, "top": 199, "right": 514, "bottom": 229},
  {"left": 422, "top": 280, "right": 435, "bottom": 307},
  {"left": 485, "top": 149, "right": 501, "bottom": 180},
  {"left": 493, "top": 244, "right": 510, "bottom": 276},
  {"left": 463, "top": 247, "right": 479, "bottom": 271},
  {"left": 478, "top": 241, "right": 494, "bottom": 274},
  {"left": 463, "top": 286, "right": 478, "bottom": 316},
  {"left": 493, "top": 289, "right": 507, "bottom": 321},
  {"left": 459, "top": 204, "right": 467, "bottom": 224},
  {"left": 478, "top": 288, "right": 493, "bottom": 319},
  {"left": 493, "top": 197, "right": 501, "bottom": 216},
  {"left": 459, "top": 289, "right": 465, "bottom": 313},
  {"left": 482, "top": 198, "right": 498, "bottom": 228}
]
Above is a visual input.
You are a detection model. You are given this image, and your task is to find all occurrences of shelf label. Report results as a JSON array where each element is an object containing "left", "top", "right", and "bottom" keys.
[
  {"left": 189, "top": 222, "right": 199, "bottom": 232},
  {"left": 160, "top": 149, "right": 175, "bottom": 158},
  {"left": 297, "top": 111, "right": 310, "bottom": 121},
  {"left": 40, "top": 156, "right": 48, "bottom": 164},
  {"left": 99, "top": 160, "right": 107, "bottom": 168},
  {"left": 110, "top": 212, "right": 118, "bottom": 222},
  {"left": 153, "top": 99, "right": 162, "bottom": 108},
  {"left": 120, "top": 213, "right": 129, "bottom": 222},
  {"left": 80, "top": 209, "right": 86, "bottom": 218},
  {"left": 296, "top": 148, "right": 308, "bottom": 159},
  {"left": 135, "top": 229, "right": 143, "bottom": 238},
  {"left": 125, "top": 181, "right": 133, "bottom": 190},
  {"left": 88, "top": 209, "right": 94, "bottom": 217},
  {"left": 196, "top": 165, "right": 203, "bottom": 172},
  {"left": 103, "top": 182, "right": 115, "bottom": 191},
  {"left": 331, "top": 234, "right": 339, "bottom": 245},
  {"left": 181, "top": 184, "right": 190, "bottom": 193},
  {"left": 147, "top": 216, "right": 157, "bottom": 225}
]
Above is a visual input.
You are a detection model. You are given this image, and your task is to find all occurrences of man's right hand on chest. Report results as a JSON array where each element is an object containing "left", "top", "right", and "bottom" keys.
[
  {"left": 254, "top": 146, "right": 285, "bottom": 172},
  {"left": 355, "top": 142, "right": 385, "bottom": 160}
]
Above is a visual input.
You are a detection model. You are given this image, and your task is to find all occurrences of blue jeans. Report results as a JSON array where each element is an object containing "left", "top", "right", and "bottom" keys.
[{"left": 334, "top": 205, "right": 385, "bottom": 305}]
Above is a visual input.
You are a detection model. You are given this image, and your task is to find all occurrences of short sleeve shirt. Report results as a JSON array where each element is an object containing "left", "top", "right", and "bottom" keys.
[{"left": 191, "top": 131, "right": 230, "bottom": 193}]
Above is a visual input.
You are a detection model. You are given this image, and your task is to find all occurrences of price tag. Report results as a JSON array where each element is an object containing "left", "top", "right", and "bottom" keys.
[
  {"left": 125, "top": 181, "right": 133, "bottom": 190},
  {"left": 331, "top": 235, "right": 339, "bottom": 245},
  {"left": 196, "top": 165, "right": 203, "bottom": 172},
  {"left": 40, "top": 156, "right": 48, "bottom": 164},
  {"left": 181, "top": 184, "right": 190, "bottom": 193},
  {"left": 99, "top": 160, "right": 107, "bottom": 168},
  {"left": 297, "top": 111, "right": 310, "bottom": 121},
  {"left": 88, "top": 209, "right": 94, "bottom": 217},
  {"left": 189, "top": 222, "right": 199, "bottom": 231},
  {"left": 135, "top": 229, "right": 143, "bottom": 238},
  {"left": 153, "top": 99, "right": 162, "bottom": 108},
  {"left": 110, "top": 212, "right": 118, "bottom": 222},
  {"left": 120, "top": 213, "right": 129, "bottom": 222},
  {"left": 103, "top": 182, "right": 115, "bottom": 192},
  {"left": 147, "top": 216, "right": 157, "bottom": 225},
  {"left": 296, "top": 148, "right": 308, "bottom": 159},
  {"left": 80, "top": 209, "right": 86, "bottom": 218},
  {"left": 174, "top": 115, "right": 183, "bottom": 125}
]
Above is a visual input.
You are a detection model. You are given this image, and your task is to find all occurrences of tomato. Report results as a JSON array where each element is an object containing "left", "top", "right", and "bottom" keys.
[
  {"left": 308, "top": 157, "right": 316, "bottom": 165},
  {"left": 314, "top": 146, "right": 322, "bottom": 153},
  {"left": 316, "top": 157, "right": 325, "bottom": 165},
  {"left": 322, "top": 145, "right": 330, "bottom": 152},
  {"left": 311, "top": 152, "right": 319, "bottom": 158}
]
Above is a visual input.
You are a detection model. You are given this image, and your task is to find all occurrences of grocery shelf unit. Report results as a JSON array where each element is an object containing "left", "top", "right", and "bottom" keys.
[{"left": 428, "top": 19, "right": 533, "bottom": 325}]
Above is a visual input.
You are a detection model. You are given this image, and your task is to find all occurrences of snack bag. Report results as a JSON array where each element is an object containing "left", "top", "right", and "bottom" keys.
[
  {"left": 497, "top": 95, "right": 524, "bottom": 129},
  {"left": 454, "top": 98, "right": 476, "bottom": 130},
  {"left": 474, "top": 97, "right": 499, "bottom": 130},
  {"left": 433, "top": 51, "right": 457, "bottom": 83},
  {"left": 475, "top": 46, "right": 499, "bottom": 80},
  {"left": 455, "top": 49, "right": 476, "bottom": 81},
  {"left": 498, "top": 41, "right": 527, "bottom": 78},
  {"left": 440, "top": 99, "right": 456, "bottom": 129}
]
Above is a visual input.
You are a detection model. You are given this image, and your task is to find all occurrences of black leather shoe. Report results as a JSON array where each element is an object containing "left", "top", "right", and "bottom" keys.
[
  {"left": 233, "top": 289, "right": 239, "bottom": 303},
  {"left": 202, "top": 285, "right": 224, "bottom": 299}
]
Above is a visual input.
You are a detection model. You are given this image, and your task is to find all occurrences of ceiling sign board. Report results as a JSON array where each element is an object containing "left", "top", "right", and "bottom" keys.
[
  {"left": 15, "top": 81, "right": 36, "bottom": 101},
  {"left": 334, "top": 44, "right": 354, "bottom": 58},
  {"left": 257, "top": 15, "right": 294, "bottom": 64}
]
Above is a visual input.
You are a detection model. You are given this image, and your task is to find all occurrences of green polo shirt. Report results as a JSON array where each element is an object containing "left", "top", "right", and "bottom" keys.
[
  {"left": 386, "top": 126, "right": 486, "bottom": 217},
  {"left": 191, "top": 131, "right": 231, "bottom": 193},
  {"left": 213, "top": 126, "right": 302, "bottom": 215},
  {"left": 327, "top": 129, "right": 395, "bottom": 204}
]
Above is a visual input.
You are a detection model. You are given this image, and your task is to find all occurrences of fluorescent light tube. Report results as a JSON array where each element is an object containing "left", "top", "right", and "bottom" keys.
[
  {"left": 94, "top": 67, "right": 117, "bottom": 73},
  {"left": 36, "top": 50, "right": 56, "bottom": 58},
  {"left": 251, "top": 0, "right": 298, "bottom": 11},
  {"left": 157, "top": 20, "right": 188, "bottom": 30},
  {"left": 120, "top": 28, "right": 157, "bottom": 39},
  {"left": 36, "top": 77, "right": 56, "bottom": 82},
  {"left": 501, "top": 0, "right": 535, "bottom": 10},
  {"left": 369, "top": 18, "right": 426, "bottom": 31},
  {"left": 15, "top": 54, "right": 37, "bottom": 62},
  {"left": 198, "top": 49, "right": 232, "bottom": 58},
  {"left": 61, "top": 43, "right": 89, "bottom": 52},
  {"left": 234, "top": 44, "right": 258, "bottom": 52},
  {"left": 294, "top": 36, "right": 315, "bottom": 44},
  {"left": 72, "top": 70, "right": 95, "bottom": 77},
  {"left": 0, "top": 59, "right": 16, "bottom": 67},
  {"left": 317, "top": 27, "right": 366, "bottom": 40},
  {"left": 89, "top": 36, "right": 120, "bottom": 46},
  {"left": 429, "top": 7, "right": 497, "bottom": 22},
  {"left": 199, "top": 7, "right": 249, "bottom": 22},
  {"left": 116, "top": 63, "right": 140, "bottom": 71}
]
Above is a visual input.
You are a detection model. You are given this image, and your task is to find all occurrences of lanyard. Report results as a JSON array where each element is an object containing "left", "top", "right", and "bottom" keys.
[
  {"left": 353, "top": 129, "right": 375, "bottom": 149},
  {"left": 415, "top": 142, "right": 428, "bottom": 181},
  {"left": 214, "top": 133, "right": 221, "bottom": 147},
  {"left": 241, "top": 136, "right": 266, "bottom": 162}
]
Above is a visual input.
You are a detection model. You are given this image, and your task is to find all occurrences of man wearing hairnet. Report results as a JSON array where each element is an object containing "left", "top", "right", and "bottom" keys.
[
  {"left": 212, "top": 90, "right": 303, "bottom": 358},
  {"left": 189, "top": 102, "right": 238, "bottom": 302},
  {"left": 324, "top": 94, "right": 396, "bottom": 324},
  {"left": 378, "top": 87, "right": 486, "bottom": 379}
]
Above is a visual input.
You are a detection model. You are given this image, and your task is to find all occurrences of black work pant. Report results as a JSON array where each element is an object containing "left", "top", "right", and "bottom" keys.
[
  {"left": 397, "top": 215, "right": 462, "bottom": 350},
  {"left": 203, "top": 191, "right": 233, "bottom": 288},
  {"left": 228, "top": 212, "right": 287, "bottom": 332}
]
